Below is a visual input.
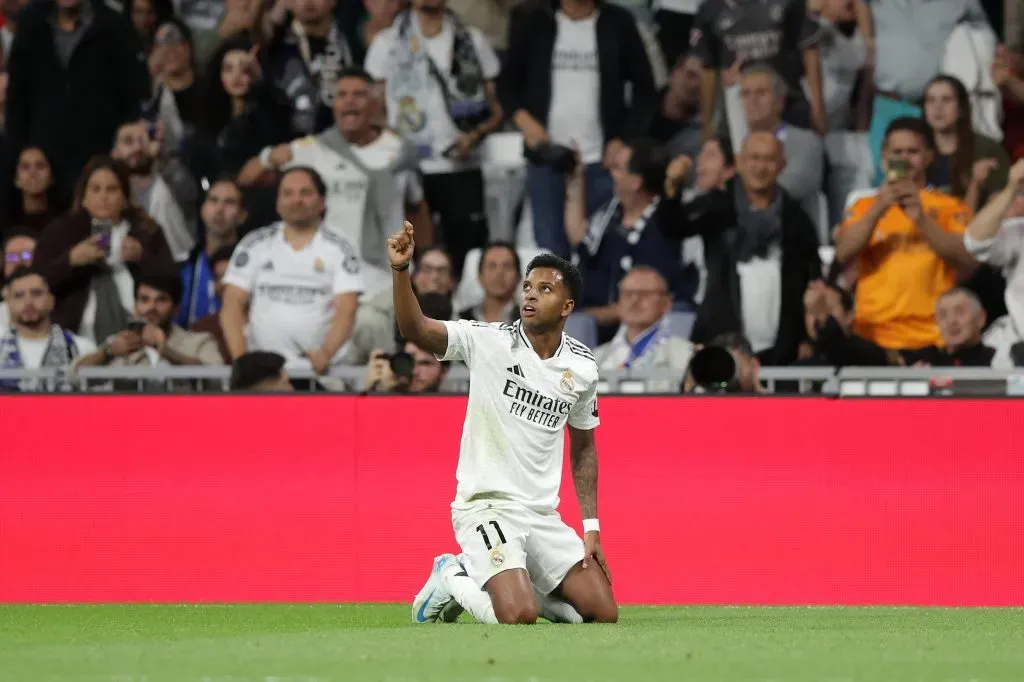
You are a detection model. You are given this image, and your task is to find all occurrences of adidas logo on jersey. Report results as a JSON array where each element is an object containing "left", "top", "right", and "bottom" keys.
[{"left": 506, "top": 364, "right": 525, "bottom": 378}]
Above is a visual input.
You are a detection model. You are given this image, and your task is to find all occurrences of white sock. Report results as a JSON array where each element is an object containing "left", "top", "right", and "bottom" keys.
[
  {"left": 443, "top": 571, "right": 498, "bottom": 624},
  {"left": 536, "top": 590, "right": 584, "bottom": 624}
]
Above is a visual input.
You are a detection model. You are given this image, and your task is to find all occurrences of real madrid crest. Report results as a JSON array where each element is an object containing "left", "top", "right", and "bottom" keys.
[
  {"left": 313, "top": 257, "right": 325, "bottom": 273},
  {"left": 490, "top": 548, "right": 505, "bottom": 568},
  {"left": 560, "top": 369, "right": 574, "bottom": 392}
]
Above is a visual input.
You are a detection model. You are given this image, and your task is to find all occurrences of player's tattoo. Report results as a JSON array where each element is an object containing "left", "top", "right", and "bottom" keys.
[{"left": 568, "top": 426, "right": 598, "bottom": 520}]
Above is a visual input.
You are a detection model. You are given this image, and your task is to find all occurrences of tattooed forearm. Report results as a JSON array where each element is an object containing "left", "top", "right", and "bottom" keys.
[{"left": 569, "top": 427, "right": 598, "bottom": 519}]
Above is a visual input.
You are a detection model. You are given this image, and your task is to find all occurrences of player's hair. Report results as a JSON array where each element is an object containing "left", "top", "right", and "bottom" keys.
[
  {"left": 230, "top": 351, "right": 287, "bottom": 391},
  {"left": 525, "top": 253, "right": 582, "bottom": 302},
  {"left": 478, "top": 241, "right": 521, "bottom": 275},
  {"left": 624, "top": 137, "right": 670, "bottom": 196},
  {"left": 708, "top": 331, "right": 755, "bottom": 359},
  {"left": 336, "top": 66, "right": 375, "bottom": 85},
  {"left": 884, "top": 117, "right": 937, "bottom": 151},
  {"left": 5, "top": 265, "right": 48, "bottom": 289},
  {"left": 209, "top": 245, "right": 236, "bottom": 267},
  {"left": 135, "top": 271, "right": 184, "bottom": 305},
  {"left": 279, "top": 166, "right": 328, "bottom": 198}
]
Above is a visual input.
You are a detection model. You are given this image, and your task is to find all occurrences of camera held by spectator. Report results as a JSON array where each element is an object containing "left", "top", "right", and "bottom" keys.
[
  {"left": 364, "top": 343, "right": 448, "bottom": 394},
  {"left": 682, "top": 332, "right": 763, "bottom": 394}
]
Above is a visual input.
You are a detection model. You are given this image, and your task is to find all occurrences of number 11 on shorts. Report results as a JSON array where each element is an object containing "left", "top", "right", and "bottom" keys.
[{"left": 475, "top": 521, "right": 507, "bottom": 550}]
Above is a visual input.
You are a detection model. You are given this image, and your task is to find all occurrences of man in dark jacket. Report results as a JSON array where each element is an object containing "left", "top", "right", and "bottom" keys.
[
  {"left": 5, "top": 0, "right": 149, "bottom": 187},
  {"left": 661, "top": 131, "right": 821, "bottom": 366},
  {"left": 499, "top": 0, "right": 657, "bottom": 257}
]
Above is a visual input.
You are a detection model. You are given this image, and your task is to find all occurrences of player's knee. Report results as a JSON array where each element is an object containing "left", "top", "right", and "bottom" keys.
[{"left": 494, "top": 602, "right": 539, "bottom": 625}]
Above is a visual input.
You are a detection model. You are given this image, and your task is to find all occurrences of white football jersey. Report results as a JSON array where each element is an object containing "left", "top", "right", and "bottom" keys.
[
  {"left": 223, "top": 223, "right": 364, "bottom": 367},
  {"left": 440, "top": 319, "right": 600, "bottom": 513}
]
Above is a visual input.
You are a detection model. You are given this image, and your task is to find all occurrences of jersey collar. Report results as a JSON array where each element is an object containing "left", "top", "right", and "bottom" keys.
[{"left": 515, "top": 320, "right": 565, "bottom": 359}]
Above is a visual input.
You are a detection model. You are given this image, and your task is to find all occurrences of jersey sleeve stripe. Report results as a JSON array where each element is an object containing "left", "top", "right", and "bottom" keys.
[{"left": 236, "top": 225, "right": 279, "bottom": 250}]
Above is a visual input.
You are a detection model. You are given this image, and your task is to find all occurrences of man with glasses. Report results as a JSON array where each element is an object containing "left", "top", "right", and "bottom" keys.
[
  {"left": 594, "top": 266, "right": 693, "bottom": 378},
  {"left": 1, "top": 232, "right": 36, "bottom": 331}
]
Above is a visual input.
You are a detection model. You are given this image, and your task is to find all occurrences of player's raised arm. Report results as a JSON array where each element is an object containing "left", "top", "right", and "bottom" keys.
[{"left": 389, "top": 221, "right": 449, "bottom": 357}]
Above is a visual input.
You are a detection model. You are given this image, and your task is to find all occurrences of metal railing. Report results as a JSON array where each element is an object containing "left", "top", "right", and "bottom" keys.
[{"left": 2, "top": 365, "right": 1024, "bottom": 395}]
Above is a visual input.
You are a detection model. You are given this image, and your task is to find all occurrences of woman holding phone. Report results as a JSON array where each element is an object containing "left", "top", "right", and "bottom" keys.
[{"left": 34, "top": 156, "right": 175, "bottom": 345}]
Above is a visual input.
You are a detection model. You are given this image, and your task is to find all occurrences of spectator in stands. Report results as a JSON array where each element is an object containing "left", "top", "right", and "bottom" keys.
[
  {"left": 112, "top": 121, "right": 195, "bottom": 263},
  {"left": 569, "top": 138, "right": 696, "bottom": 337},
  {"left": 365, "top": 0, "right": 503, "bottom": 275},
  {"left": 738, "top": 66, "right": 825, "bottom": 224},
  {"left": 868, "top": 0, "right": 991, "bottom": 182},
  {"left": 229, "top": 350, "right": 294, "bottom": 391},
  {"left": 681, "top": 331, "right": 764, "bottom": 393},
  {"left": 965, "top": 158, "right": 1024, "bottom": 367},
  {"left": 594, "top": 266, "right": 694, "bottom": 376},
  {"left": 191, "top": 35, "right": 293, "bottom": 183},
  {"left": 34, "top": 156, "right": 175, "bottom": 345},
  {"left": 363, "top": 342, "right": 449, "bottom": 392},
  {"left": 813, "top": 0, "right": 869, "bottom": 133},
  {"left": 179, "top": 179, "right": 246, "bottom": 327},
  {"left": 923, "top": 75, "right": 1009, "bottom": 213},
  {"left": 123, "top": 0, "right": 174, "bottom": 53},
  {"left": 459, "top": 241, "right": 519, "bottom": 323},
  {"left": 0, "top": 0, "right": 30, "bottom": 56},
  {"left": 650, "top": 55, "right": 703, "bottom": 162},
  {"left": 76, "top": 271, "right": 225, "bottom": 373},
  {"left": 412, "top": 244, "right": 455, "bottom": 296},
  {"left": 836, "top": 118, "right": 977, "bottom": 351},
  {"left": 0, "top": 266, "right": 95, "bottom": 390},
  {"left": 805, "top": 280, "right": 996, "bottom": 366},
  {"left": 993, "top": 45, "right": 1024, "bottom": 161},
  {"left": 691, "top": 0, "right": 827, "bottom": 135},
  {"left": 1, "top": 232, "right": 36, "bottom": 328},
  {"left": 3, "top": 146, "right": 63, "bottom": 237},
  {"left": 5, "top": 0, "right": 150, "bottom": 186},
  {"left": 220, "top": 167, "right": 363, "bottom": 372},
  {"left": 500, "top": 0, "right": 657, "bottom": 258},
  {"left": 188, "top": 245, "right": 234, "bottom": 362},
  {"left": 240, "top": 68, "right": 428, "bottom": 300},
  {"left": 264, "top": 0, "right": 356, "bottom": 137},
  {"left": 663, "top": 132, "right": 822, "bottom": 365},
  {"left": 148, "top": 19, "right": 201, "bottom": 157}
]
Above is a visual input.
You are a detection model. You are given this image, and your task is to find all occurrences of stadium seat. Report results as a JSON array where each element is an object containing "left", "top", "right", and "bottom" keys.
[
  {"left": 665, "top": 311, "right": 696, "bottom": 339},
  {"left": 564, "top": 313, "right": 599, "bottom": 349}
]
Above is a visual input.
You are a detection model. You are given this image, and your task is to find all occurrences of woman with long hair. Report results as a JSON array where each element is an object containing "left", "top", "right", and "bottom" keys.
[
  {"left": 190, "top": 35, "right": 293, "bottom": 182},
  {"left": 923, "top": 75, "right": 1009, "bottom": 213},
  {"left": 3, "top": 147, "right": 67, "bottom": 237},
  {"left": 33, "top": 157, "right": 174, "bottom": 344}
]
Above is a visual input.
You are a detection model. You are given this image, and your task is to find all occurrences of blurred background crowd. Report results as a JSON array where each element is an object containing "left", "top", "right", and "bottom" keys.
[{"left": 0, "top": 0, "right": 1022, "bottom": 393}]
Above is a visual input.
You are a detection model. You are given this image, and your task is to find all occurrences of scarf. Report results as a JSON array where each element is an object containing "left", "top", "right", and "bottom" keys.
[
  {"left": 291, "top": 18, "right": 353, "bottom": 110},
  {"left": 90, "top": 219, "right": 132, "bottom": 343},
  {"left": 316, "top": 127, "right": 421, "bottom": 273},
  {"left": 0, "top": 324, "right": 78, "bottom": 391},
  {"left": 581, "top": 196, "right": 661, "bottom": 304},
  {"left": 602, "top": 318, "right": 671, "bottom": 370},
  {"left": 731, "top": 182, "right": 783, "bottom": 263},
  {"left": 390, "top": 9, "right": 490, "bottom": 146}
]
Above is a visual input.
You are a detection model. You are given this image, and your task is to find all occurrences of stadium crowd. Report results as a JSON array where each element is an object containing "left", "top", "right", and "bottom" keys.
[{"left": 0, "top": 0, "right": 1022, "bottom": 393}]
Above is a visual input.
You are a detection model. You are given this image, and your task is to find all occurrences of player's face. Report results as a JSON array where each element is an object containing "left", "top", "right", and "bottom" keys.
[{"left": 521, "top": 267, "right": 573, "bottom": 331}]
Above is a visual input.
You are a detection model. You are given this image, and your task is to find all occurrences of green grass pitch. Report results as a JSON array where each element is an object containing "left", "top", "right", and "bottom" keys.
[{"left": 1, "top": 605, "right": 1022, "bottom": 682}]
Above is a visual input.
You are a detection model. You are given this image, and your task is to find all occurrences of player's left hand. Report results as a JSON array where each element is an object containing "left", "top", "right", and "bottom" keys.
[{"left": 583, "top": 530, "right": 612, "bottom": 584}]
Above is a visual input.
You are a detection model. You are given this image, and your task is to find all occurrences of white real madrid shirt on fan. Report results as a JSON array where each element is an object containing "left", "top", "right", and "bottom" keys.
[
  {"left": 283, "top": 131, "right": 423, "bottom": 297},
  {"left": 548, "top": 10, "right": 603, "bottom": 165},
  {"left": 222, "top": 222, "right": 364, "bottom": 368},
  {"left": 439, "top": 319, "right": 600, "bottom": 513}
]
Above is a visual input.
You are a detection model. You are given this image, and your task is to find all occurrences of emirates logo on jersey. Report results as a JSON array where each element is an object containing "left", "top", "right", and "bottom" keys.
[{"left": 502, "top": 379, "right": 573, "bottom": 429}]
